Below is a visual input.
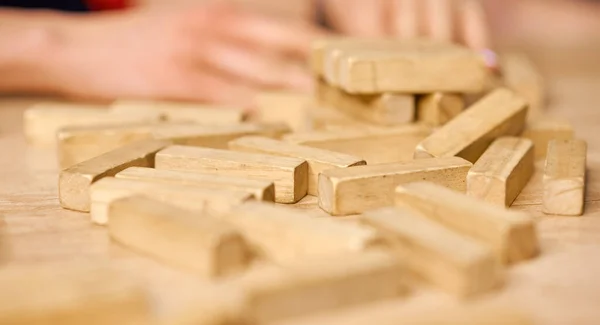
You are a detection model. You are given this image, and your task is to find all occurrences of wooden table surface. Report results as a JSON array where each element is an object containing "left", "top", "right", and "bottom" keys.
[{"left": 1, "top": 50, "right": 600, "bottom": 324}]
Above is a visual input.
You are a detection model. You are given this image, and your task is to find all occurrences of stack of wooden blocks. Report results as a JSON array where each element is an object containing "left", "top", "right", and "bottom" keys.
[{"left": 1, "top": 38, "right": 587, "bottom": 325}]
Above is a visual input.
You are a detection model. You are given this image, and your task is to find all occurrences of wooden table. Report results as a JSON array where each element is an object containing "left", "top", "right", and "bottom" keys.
[{"left": 1, "top": 51, "right": 600, "bottom": 324}]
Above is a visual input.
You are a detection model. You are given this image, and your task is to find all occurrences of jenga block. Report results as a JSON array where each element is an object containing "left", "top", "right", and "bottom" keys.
[
  {"left": 307, "top": 102, "right": 371, "bottom": 131},
  {"left": 59, "top": 139, "right": 172, "bottom": 212},
  {"left": 319, "top": 157, "right": 471, "bottom": 216},
  {"left": 501, "top": 52, "right": 546, "bottom": 120},
  {"left": 361, "top": 207, "right": 501, "bottom": 297},
  {"left": 255, "top": 92, "right": 312, "bottom": 132},
  {"left": 222, "top": 201, "right": 379, "bottom": 263},
  {"left": 284, "top": 125, "right": 431, "bottom": 164},
  {"left": 0, "top": 265, "right": 150, "bottom": 325},
  {"left": 523, "top": 117, "right": 574, "bottom": 159},
  {"left": 90, "top": 177, "right": 252, "bottom": 225},
  {"left": 467, "top": 137, "right": 534, "bottom": 207},
  {"left": 109, "top": 196, "right": 251, "bottom": 277},
  {"left": 543, "top": 139, "right": 587, "bottom": 216},
  {"left": 117, "top": 167, "right": 275, "bottom": 201},
  {"left": 415, "top": 88, "right": 528, "bottom": 163},
  {"left": 229, "top": 136, "right": 366, "bottom": 196},
  {"left": 395, "top": 182, "right": 538, "bottom": 264},
  {"left": 416, "top": 93, "right": 465, "bottom": 127},
  {"left": 238, "top": 251, "right": 406, "bottom": 323}
]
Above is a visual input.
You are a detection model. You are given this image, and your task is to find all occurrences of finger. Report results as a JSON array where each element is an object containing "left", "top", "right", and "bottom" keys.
[
  {"left": 389, "top": 0, "right": 420, "bottom": 38},
  {"left": 424, "top": 0, "right": 454, "bottom": 41},
  {"left": 460, "top": 0, "right": 492, "bottom": 50},
  {"left": 323, "top": 0, "right": 386, "bottom": 37}
]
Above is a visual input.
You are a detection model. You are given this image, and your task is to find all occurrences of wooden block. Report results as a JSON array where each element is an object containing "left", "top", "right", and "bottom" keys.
[
  {"left": 109, "top": 196, "right": 251, "bottom": 277},
  {"left": 155, "top": 146, "right": 308, "bottom": 203},
  {"left": 90, "top": 177, "right": 252, "bottom": 225},
  {"left": 116, "top": 167, "right": 275, "bottom": 201},
  {"left": 319, "top": 157, "right": 472, "bottom": 216},
  {"left": 395, "top": 182, "right": 538, "bottom": 264},
  {"left": 543, "top": 139, "right": 587, "bottom": 216},
  {"left": 416, "top": 92, "right": 465, "bottom": 127},
  {"left": 229, "top": 136, "right": 366, "bottom": 196},
  {"left": 307, "top": 103, "right": 371, "bottom": 131},
  {"left": 58, "top": 139, "right": 172, "bottom": 212},
  {"left": 523, "top": 117, "right": 574, "bottom": 159},
  {"left": 284, "top": 125, "right": 431, "bottom": 164},
  {"left": 501, "top": 52, "right": 546, "bottom": 120},
  {"left": 0, "top": 265, "right": 150, "bottom": 324},
  {"left": 467, "top": 137, "right": 534, "bottom": 207},
  {"left": 415, "top": 88, "right": 528, "bottom": 163},
  {"left": 238, "top": 251, "right": 406, "bottom": 323},
  {"left": 361, "top": 207, "right": 501, "bottom": 297},
  {"left": 222, "top": 201, "right": 380, "bottom": 263},
  {"left": 255, "top": 92, "right": 312, "bottom": 132}
]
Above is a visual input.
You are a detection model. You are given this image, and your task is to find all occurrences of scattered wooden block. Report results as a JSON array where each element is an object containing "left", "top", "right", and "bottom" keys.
[
  {"left": 156, "top": 146, "right": 308, "bottom": 203},
  {"left": 523, "top": 117, "right": 574, "bottom": 159},
  {"left": 90, "top": 177, "right": 252, "bottom": 225},
  {"left": 319, "top": 157, "right": 472, "bottom": 216},
  {"left": 361, "top": 207, "right": 501, "bottom": 297},
  {"left": 229, "top": 136, "right": 366, "bottom": 196},
  {"left": 58, "top": 139, "right": 172, "bottom": 212},
  {"left": 543, "top": 139, "right": 587, "bottom": 216},
  {"left": 255, "top": 92, "right": 312, "bottom": 132},
  {"left": 396, "top": 182, "right": 538, "bottom": 264},
  {"left": 416, "top": 92, "right": 465, "bottom": 127},
  {"left": 415, "top": 88, "right": 528, "bottom": 163},
  {"left": 109, "top": 196, "right": 251, "bottom": 277},
  {"left": 467, "top": 137, "right": 534, "bottom": 207},
  {"left": 116, "top": 167, "right": 274, "bottom": 201},
  {"left": 501, "top": 52, "right": 546, "bottom": 120},
  {"left": 284, "top": 125, "right": 431, "bottom": 164}
]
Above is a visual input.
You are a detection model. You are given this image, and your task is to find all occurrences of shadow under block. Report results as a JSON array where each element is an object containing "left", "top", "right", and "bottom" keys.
[
  {"left": 284, "top": 125, "right": 431, "bottom": 164},
  {"left": 416, "top": 93, "right": 465, "bottom": 127},
  {"left": 229, "top": 136, "right": 366, "bottom": 196},
  {"left": 116, "top": 167, "right": 275, "bottom": 201},
  {"left": 155, "top": 146, "right": 308, "bottom": 203},
  {"left": 108, "top": 196, "right": 251, "bottom": 277},
  {"left": 0, "top": 265, "right": 150, "bottom": 325},
  {"left": 415, "top": 88, "right": 528, "bottom": 163},
  {"left": 222, "top": 202, "right": 379, "bottom": 263},
  {"left": 361, "top": 207, "right": 501, "bottom": 297},
  {"left": 501, "top": 52, "right": 546, "bottom": 120},
  {"left": 542, "top": 139, "right": 587, "bottom": 216},
  {"left": 255, "top": 92, "right": 312, "bottom": 132},
  {"left": 318, "top": 156, "right": 472, "bottom": 216},
  {"left": 523, "top": 117, "right": 574, "bottom": 159},
  {"left": 395, "top": 182, "right": 538, "bottom": 264},
  {"left": 467, "top": 137, "right": 534, "bottom": 207},
  {"left": 58, "top": 139, "right": 172, "bottom": 212},
  {"left": 90, "top": 177, "right": 252, "bottom": 225}
]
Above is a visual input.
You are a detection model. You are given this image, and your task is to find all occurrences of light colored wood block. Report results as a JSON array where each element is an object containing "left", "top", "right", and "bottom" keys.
[
  {"left": 90, "top": 177, "right": 252, "bottom": 225},
  {"left": 501, "top": 52, "right": 546, "bottom": 120},
  {"left": 543, "top": 139, "right": 587, "bottom": 216},
  {"left": 307, "top": 103, "right": 371, "bottom": 131},
  {"left": 156, "top": 146, "right": 308, "bottom": 203},
  {"left": 361, "top": 207, "right": 501, "bottom": 297},
  {"left": 416, "top": 92, "right": 465, "bottom": 127},
  {"left": 284, "top": 125, "right": 431, "bottom": 164},
  {"left": 255, "top": 92, "right": 312, "bottom": 132},
  {"left": 415, "top": 88, "right": 528, "bottom": 163},
  {"left": 58, "top": 139, "right": 172, "bottom": 212},
  {"left": 523, "top": 117, "right": 574, "bottom": 159},
  {"left": 0, "top": 265, "right": 151, "bottom": 325},
  {"left": 229, "top": 136, "right": 366, "bottom": 196},
  {"left": 318, "top": 157, "right": 472, "bottom": 216},
  {"left": 116, "top": 167, "right": 274, "bottom": 201},
  {"left": 109, "top": 196, "right": 251, "bottom": 277},
  {"left": 467, "top": 137, "right": 534, "bottom": 207},
  {"left": 222, "top": 201, "right": 380, "bottom": 263},
  {"left": 396, "top": 182, "right": 538, "bottom": 264}
]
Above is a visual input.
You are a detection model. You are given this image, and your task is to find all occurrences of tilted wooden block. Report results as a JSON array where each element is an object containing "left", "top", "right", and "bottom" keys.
[
  {"left": 255, "top": 92, "right": 312, "bottom": 132},
  {"left": 109, "top": 196, "right": 251, "bottom": 277},
  {"left": 501, "top": 52, "right": 546, "bottom": 120},
  {"left": 155, "top": 146, "right": 308, "bottom": 203},
  {"left": 467, "top": 137, "right": 534, "bottom": 207},
  {"left": 229, "top": 136, "right": 366, "bottom": 196},
  {"left": 59, "top": 139, "right": 172, "bottom": 212},
  {"left": 90, "top": 177, "right": 252, "bottom": 225},
  {"left": 0, "top": 265, "right": 151, "bottom": 324},
  {"left": 319, "top": 157, "right": 472, "bottom": 216},
  {"left": 396, "top": 182, "right": 538, "bottom": 264},
  {"left": 361, "top": 207, "right": 501, "bottom": 297},
  {"left": 284, "top": 125, "right": 431, "bottom": 164},
  {"left": 222, "top": 201, "right": 380, "bottom": 263},
  {"left": 416, "top": 93, "right": 465, "bottom": 127},
  {"left": 116, "top": 167, "right": 275, "bottom": 201},
  {"left": 415, "top": 88, "right": 528, "bottom": 163},
  {"left": 543, "top": 139, "right": 587, "bottom": 216},
  {"left": 523, "top": 117, "right": 574, "bottom": 159}
]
